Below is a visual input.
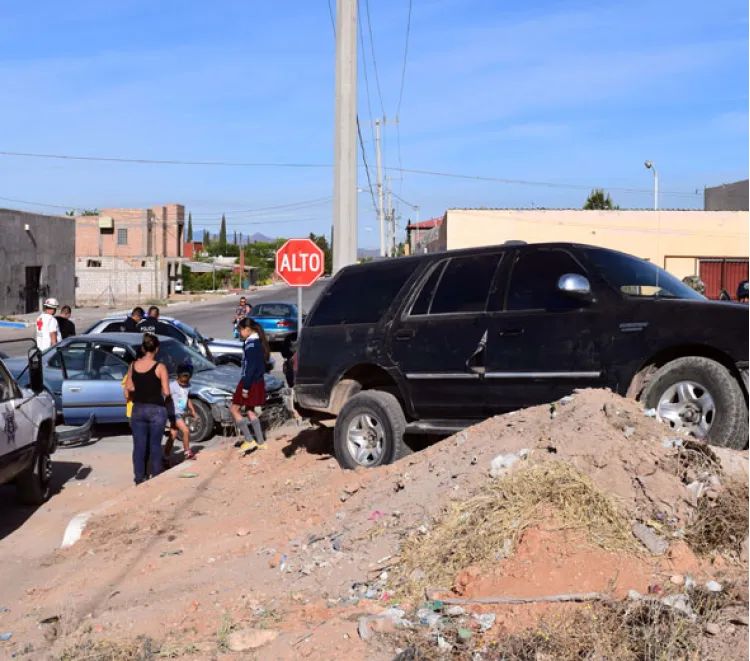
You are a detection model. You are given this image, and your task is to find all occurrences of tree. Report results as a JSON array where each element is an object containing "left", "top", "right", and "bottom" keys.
[
  {"left": 583, "top": 189, "right": 619, "bottom": 210},
  {"left": 233, "top": 230, "right": 237, "bottom": 246},
  {"left": 187, "top": 212, "right": 193, "bottom": 242},
  {"left": 202, "top": 229, "right": 210, "bottom": 247},
  {"left": 219, "top": 214, "right": 227, "bottom": 252},
  {"left": 309, "top": 232, "right": 333, "bottom": 274}
]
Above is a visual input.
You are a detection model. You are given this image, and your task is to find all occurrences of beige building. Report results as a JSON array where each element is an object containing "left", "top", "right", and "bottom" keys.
[{"left": 422, "top": 209, "right": 749, "bottom": 297}]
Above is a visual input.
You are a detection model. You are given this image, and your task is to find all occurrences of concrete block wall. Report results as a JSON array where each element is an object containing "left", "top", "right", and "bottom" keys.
[
  {"left": 74, "top": 256, "right": 165, "bottom": 305},
  {"left": 0, "top": 209, "right": 76, "bottom": 315}
]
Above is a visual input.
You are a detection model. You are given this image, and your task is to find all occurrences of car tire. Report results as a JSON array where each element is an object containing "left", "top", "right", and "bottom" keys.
[
  {"left": 643, "top": 356, "right": 748, "bottom": 449},
  {"left": 16, "top": 426, "right": 53, "bottom": 505},
  {"left": 188, "top": 399, "right": 214, "bottom": 444},
  {"left": 334, "top": 390, "right": 410, "bottom": 470}
]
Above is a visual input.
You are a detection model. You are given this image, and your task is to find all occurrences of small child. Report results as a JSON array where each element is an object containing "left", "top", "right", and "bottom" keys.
[
  {"left": 164, "top": 361, "right": 197, "bottom": 466},
  {"left": 231, "top": 318, "right": 267, "bottom": 453}
]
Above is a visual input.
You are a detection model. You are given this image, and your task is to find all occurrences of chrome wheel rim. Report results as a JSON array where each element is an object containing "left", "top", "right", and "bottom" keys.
[
  {"left": 346, "top": 413, "right": 385, "bottom": 466},
  {"left": 657, "top": 380, "right": 716, "bottom": 439}
]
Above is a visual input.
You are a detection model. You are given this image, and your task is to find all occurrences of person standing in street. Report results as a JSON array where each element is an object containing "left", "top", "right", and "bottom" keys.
[
  {"left": 230, "top": 318, "right": 266, "bottom": 453},
  {"left": 125, "top": 334, "right": 172, "bottom": 485},
  {"left": 233, "top": 296, "right": 252, "bottom": 338},
  {"left": 35, "top": 298, "right": 60, "bottom": 351},
  {"left": 136, "top": 305, "right": 183, "bottom": 341},
  {"left": 56, "top": 305, "right": 77, "bottom": 339},
  {"left": 122, "top": 306, "right": 145, "bottom": 332}
]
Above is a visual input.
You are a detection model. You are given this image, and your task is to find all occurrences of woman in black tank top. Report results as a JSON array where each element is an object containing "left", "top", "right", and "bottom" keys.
[{"left": 125, "top": 334, "right": 171, "bottom": 485}]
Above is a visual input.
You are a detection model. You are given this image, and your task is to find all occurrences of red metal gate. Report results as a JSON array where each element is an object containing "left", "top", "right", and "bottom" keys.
[{"left": 699, "top": 259, "right": 749, "bottom": 300}]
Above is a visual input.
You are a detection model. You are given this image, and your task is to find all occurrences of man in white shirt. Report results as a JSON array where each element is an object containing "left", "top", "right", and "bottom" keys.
[{"left": 36, "top": 298, "right": 60, "bottom": 351}]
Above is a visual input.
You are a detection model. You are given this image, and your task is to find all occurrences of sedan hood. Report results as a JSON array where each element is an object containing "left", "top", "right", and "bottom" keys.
[
  {"left": 207, "top": 338, "right": 243, "bottom": 351},
  {"left": 191, "top": 365, "right": 284, "bottom": 394}
]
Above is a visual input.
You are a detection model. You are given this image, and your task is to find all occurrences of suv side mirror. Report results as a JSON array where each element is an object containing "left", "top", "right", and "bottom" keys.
[
  {"left": 28, "top": 346, "right": 44, "bottom": 394},
  {"left": 558, "top": 273, "right": 593, "bottom": 300}
]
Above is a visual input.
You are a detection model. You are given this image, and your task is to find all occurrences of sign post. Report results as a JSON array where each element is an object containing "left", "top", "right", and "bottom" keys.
[{"left": 274, "top": 238, "right": 326, "bottom": 337}]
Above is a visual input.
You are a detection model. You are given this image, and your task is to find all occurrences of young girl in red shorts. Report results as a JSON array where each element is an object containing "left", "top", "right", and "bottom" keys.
[{"left": 231, "top": 317, "right": 266, "bottom": 452}]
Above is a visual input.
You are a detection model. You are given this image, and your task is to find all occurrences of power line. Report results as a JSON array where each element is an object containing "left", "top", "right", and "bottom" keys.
[
  {"left": 364, "top": 0, "right": 386, "bottom": 117},
  {"left": 396, "top": 0, "right": 412, "bottom": 119},
  {"left": 189, "top": 196, "right": 333, "bottom": 218},
  {"left": 0, "top": 150, "right": 330, "bottom": 169},
  {"left": 357, "top": 122, "right": 378, "bottom": 212},
  {"left": 357, "top": 0, "right": 377, "bottom": 149},
  {"left": 387, "top": 166, "right": 703, "bottom": 199}
]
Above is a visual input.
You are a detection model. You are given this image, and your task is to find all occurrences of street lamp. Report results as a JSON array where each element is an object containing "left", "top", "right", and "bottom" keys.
[{"left": 644, "top": 160, "right": 658, "bottom": 210}]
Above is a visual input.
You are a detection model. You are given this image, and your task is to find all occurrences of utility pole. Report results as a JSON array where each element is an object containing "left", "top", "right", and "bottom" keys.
[
  {"left": 375, "top": 119, "right": 385, "bottom": 258},
  {"left": 333, "top": 0, "right": 358, "bottom": 272},
  {"left": 385, "top": 177, "right": 394, "bottom": 257}
]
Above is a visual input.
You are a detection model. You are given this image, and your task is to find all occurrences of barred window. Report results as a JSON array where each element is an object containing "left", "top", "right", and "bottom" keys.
[{"left": 117, "top": 228, "right": 128, "bottom": 245}]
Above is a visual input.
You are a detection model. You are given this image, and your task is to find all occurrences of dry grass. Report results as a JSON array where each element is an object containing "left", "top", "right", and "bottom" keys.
[
  {"left": 59, "top": 636, "right": 161, "bottom": 661},
  {"left": 686, "top": 479, "right": 749, "bottom": 557},
  {"left": 394, "top": 588, "right": 734, "bottom": 661},
  {"left": 392, "top": 461, "right": 639, "bottom": 600}
]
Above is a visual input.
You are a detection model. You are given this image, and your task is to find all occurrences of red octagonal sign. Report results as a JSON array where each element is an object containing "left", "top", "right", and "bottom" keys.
[{"left": 275, "top": 238, "right": 325, "bottom": 287}]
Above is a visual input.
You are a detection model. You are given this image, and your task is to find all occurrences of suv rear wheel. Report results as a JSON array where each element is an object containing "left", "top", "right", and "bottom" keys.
[
  {"left": 334, "top": 391, "right": 410, "bottom": 469},
  {"left": 643, "top": 356, "right": 748, "bottom": 449},
  {"left": 16, "top": 426, "right": 53, "bottom": 505}
]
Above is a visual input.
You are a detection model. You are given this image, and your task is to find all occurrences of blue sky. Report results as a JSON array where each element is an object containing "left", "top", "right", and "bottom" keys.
[{"left": 0, "top": 0, "right": 747, "bottom": 247}]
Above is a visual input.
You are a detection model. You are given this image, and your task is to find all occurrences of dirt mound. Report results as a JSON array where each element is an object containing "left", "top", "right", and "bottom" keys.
[{"left": 1, "top": 389, "right": 747, "bottom": 661}]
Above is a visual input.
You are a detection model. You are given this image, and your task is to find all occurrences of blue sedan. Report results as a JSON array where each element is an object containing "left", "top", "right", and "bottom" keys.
[{"left": 249, "top": 302, "right": 304, "bottom": 350}]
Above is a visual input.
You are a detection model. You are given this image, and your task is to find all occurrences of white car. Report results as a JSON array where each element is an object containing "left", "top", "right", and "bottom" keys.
[{"left": 0, "top": 344, "right": 90, "bottom": 504}]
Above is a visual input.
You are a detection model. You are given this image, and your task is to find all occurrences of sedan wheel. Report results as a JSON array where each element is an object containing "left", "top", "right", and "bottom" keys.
[{"left": 657, "top": 380, "right": 715, "bottom": 439}]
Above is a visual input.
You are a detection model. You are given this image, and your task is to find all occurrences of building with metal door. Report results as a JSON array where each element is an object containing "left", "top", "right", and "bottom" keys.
[{"left": 0, "top": 208, "right": 76, "bottom": 315}]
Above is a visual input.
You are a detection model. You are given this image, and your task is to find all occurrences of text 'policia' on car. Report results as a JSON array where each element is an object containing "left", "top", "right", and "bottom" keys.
[{"left": 294, "top": 242, "right": 748, "bottom": 469}]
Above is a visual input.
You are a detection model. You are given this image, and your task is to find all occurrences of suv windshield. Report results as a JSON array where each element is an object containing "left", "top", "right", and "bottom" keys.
[
  {"left": 584, "top": 248, "right": 705, "bottom": 300},
  {"left": 129, "top": 339, "right": 214, "bottom": 374}
]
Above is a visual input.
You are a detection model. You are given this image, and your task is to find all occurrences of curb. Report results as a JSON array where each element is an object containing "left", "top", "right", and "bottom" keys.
[{"left": 0, "top": 321, "right": 29, "bottom": 329}]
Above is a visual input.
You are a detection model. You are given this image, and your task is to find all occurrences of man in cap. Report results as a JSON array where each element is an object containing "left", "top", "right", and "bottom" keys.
[
  {"left": 36, "top": 298, "right": 60, "bottom": 351},
  {"left": 737, "top": 280, "right": 749, "bottom": 304}
]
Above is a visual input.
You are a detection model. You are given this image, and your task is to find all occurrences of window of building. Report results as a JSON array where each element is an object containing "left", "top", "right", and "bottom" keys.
[
  {"left": 117, "top": 228, "right": 128, "bottom": 246},
  {"left": 86, "top": 260, "right": 102, "bottom": 268},
  {"left": 506, "top": 250, "right": 587, "bottom": 312}
]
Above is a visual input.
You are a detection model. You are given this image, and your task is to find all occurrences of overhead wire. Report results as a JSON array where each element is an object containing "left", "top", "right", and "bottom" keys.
[{"left": 395, "top": 0, "right": 413, "bottom": 194}]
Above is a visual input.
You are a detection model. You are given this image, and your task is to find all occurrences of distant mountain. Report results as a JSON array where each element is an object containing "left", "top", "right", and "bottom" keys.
[
  {"left": 357, "top": 248, "right": 380, "bottom": 259},
  {"left": 247, "top": 232, "right": 274, "bottom": 244}
]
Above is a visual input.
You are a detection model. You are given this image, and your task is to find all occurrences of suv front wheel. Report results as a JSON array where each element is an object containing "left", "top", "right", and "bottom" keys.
[
  {"left": 643, "top": 356, "right": 748, "bottom": 450},
  {"left": 334, "top": 391, "right": 410, "bottom": 469}
]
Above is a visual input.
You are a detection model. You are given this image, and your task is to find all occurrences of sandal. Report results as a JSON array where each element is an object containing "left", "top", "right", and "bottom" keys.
[{"left": 185, "top": 450, "right": 196, "bottom": 460}]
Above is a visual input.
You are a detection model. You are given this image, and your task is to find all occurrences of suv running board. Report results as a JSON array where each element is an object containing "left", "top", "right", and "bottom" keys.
[{"left": 406, "top": 419, "right": 479, "bottom": 435}]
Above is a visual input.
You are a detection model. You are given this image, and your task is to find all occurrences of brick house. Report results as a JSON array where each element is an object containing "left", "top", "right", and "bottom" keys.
[{"left": 75, "top": 204, "right": 186, "bottom": 305}]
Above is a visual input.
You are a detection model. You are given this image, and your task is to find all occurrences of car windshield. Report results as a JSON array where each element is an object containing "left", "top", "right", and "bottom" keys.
[
  {"left": 252, "top": 303, "right": 294, "bottom": 318},
  {"left": 130, "top": 339, "right": 215, "bottom": 374},
  {"left": 584, "top": 248, "right": 705, "bottom": 300},
  {"left": 171, "top": 319, "right": 202, "bottom": 341}
]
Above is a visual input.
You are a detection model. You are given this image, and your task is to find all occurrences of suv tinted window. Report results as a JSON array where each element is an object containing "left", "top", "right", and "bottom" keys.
[
  {"left": 583, "top": 248, "right": 705, "bottom": 300},
  {"left": 0, "top": 362, "right": 15, "bottom": 402},
  {"left": 506, "top": 250, "right": 586, "bottom": 312},
  {"left": 410, "top": 262, "right": 447, "bottom": 316},
  {"left": 430, "top": 254, "right": 502, "bottom": 315},
  {"left": 309, "top": 260, "right": 416, "bottom": 326}
]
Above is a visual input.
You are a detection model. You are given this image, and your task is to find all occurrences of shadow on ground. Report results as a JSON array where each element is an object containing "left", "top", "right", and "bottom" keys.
[{"left": 0, "top": 460, "right": 84, "bottom": 541}]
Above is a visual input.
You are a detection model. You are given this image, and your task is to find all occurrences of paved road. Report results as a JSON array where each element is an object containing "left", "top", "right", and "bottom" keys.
[{"left": 0, "top": 280, "right": 329, "bottom": 358}]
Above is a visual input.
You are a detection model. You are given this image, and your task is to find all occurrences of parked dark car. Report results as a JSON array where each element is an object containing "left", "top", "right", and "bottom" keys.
[
  {"left": 5, "top": 334, "right": 286, "bottom": 443},
  {"left": 295, "top": 242, "right": 749, "bottom": 469}
]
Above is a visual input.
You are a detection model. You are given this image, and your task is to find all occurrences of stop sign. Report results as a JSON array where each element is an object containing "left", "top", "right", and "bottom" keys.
[{"left": 275, "top": 238, "right": 325, "bottom": 287}]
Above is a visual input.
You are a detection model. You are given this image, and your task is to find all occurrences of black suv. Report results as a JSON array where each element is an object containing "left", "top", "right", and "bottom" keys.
[{"left": 295, "top": 243, "right": 749, "bottom": 469}]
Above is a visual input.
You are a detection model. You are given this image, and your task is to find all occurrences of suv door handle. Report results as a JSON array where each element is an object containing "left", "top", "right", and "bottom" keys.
[
  {"left": 498, "top": 328, "right": 524, "bottom": 337},
  {"left": 69, "top": 387, "right": 82, "bottom": 393},
  {"left": 394, "top": 329, "right": 415, "bottom": 342}
]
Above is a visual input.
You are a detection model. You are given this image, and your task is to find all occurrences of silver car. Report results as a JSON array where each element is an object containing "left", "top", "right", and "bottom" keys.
[
  {"left": 84, "top": 316, "right": 244, "bottom": 366},
  {"left": 4, "top": 334, "right": 286, "bottom": 444}
]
